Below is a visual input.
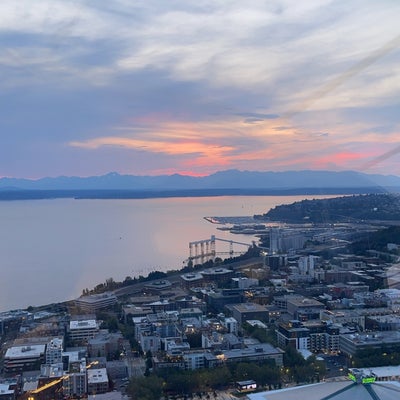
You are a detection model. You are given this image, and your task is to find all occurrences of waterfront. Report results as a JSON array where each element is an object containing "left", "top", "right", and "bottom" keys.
[{"left": 0, "top": 195, "right": 335, "bottom": 311}]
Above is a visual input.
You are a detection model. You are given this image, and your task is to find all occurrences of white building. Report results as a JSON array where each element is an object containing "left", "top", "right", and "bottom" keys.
[
  {"left": 69, "top": 320, "right": 99, "bottom": 342},
  {"left": 221, "top": 316, "right": 238, "bottom": 335},
  {"left": 45, "top": 337, "right": 64, "bottom": 365},
  {"left": 75, "top": 292, "right": 117, "bottom": 313},
  {"left": 87, "top": 368, "right": 109, "bottom": 395},
  {"left": 139, "top": 332, "right": 161, "bottom": 353},
  {"left": 183, "top": 351, "right": 206, "bottom": 370},
  {"left": 232, "top": 277, "right": 259, "bottom": 289},
  {"left": 4, "top": 344, "right": 46, "bottom": 373}
]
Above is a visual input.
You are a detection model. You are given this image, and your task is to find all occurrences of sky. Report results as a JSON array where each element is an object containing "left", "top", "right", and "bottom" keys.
[{"left": 1, "top": 0, "right": 399, "bottom": 178}]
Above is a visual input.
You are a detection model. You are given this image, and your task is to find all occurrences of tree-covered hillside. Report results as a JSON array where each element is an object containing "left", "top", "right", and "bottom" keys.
[{"left": 259, "top": 194, "right": 400, "bottom": 223}]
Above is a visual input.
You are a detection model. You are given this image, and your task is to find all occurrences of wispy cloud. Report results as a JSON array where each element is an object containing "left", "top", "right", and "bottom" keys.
[{"left": 1, "top": 0, "right": 400, "bottom": 177}]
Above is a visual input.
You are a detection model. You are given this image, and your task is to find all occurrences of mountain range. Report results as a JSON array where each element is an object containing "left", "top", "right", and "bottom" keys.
[{"left": 0, "top": 170, "right": 400, "bottom": 192}]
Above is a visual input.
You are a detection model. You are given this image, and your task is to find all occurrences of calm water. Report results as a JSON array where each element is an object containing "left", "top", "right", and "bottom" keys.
[{"left": 0, "top": 195, "right": 333, "bottom": 311}]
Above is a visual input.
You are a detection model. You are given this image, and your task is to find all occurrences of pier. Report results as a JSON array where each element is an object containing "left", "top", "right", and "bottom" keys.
[{"left": 188, "top": 235, "right": 253, "bottom": 264}]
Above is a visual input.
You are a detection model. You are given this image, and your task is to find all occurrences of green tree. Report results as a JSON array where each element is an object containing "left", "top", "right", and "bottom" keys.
[
  {"left": 283, "top": 346, "right": 305, "bottom": 368},
  {"left": 127, "top": 375, "right": 164, "bottom": 400},
  {"left": 207, "top": 365, "right": 232, "bottom": 389}
]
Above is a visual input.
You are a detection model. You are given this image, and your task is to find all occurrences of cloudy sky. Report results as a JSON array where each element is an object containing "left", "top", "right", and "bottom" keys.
[{"left": 1, "top": 0, "right": 399, "bottom": 178}]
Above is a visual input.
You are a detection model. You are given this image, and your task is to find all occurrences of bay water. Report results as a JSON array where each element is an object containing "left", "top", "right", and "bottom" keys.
[{"left": 0, "top": 195, "right": 333, "bottom": 311}]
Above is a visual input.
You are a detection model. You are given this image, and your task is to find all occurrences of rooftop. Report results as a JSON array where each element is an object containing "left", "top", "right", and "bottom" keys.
[
  {"left": 231, "top": 303, "right": 268, "bottom": 313},
  {"left": 87, "top": 368, "right": 108, "bottom": 384},
  {"left": 181, "top": 273, "right": 203, "bottom": 281},
  {"left": 247, "top": 380, "right": 400, "bottom": 400},
  {"left": 342, "top": 330, "right": 400, "bottom": 345},
  {"left": 350, "top": 366, "right": 400, "bottom": 379},
  {"left": 5, "top": 345, "right": 46, "bottom": 359},
  {"left": 0, "top": 384, "right": 14, "bottom": 395},
  {"left": 70, "top": 319, "right": 98, "bottom": 330},
  {"left": 76, "top": 292, "right": 117, "bottom": 304},
  {"left": 223, "top": 343, "right": 283, "bottom": 359}
]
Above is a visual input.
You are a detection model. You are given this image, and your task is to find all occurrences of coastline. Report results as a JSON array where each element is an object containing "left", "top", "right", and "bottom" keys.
[{"left": 0, "top": 186, "right": 394, "bottom": 201}]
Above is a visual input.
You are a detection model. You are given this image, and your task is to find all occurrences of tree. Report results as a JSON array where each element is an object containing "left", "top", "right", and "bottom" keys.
[
  {"left": 207, "top": 366, "right": 231, "bottom": 389},
  {"left": 100, "top": 316, "right": 119, "bottom": 332},
  {"left": 127, "top": 375, "right": 164, "bottom": 400},
  {"left": 283, "top": 346, "right": 305, "bottom": 368}
]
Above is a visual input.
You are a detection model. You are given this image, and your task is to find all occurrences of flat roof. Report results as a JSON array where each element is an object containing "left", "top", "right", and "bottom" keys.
[
  {"left": 87, "top": 368, "right": 108, "bottom": 384},
  {"left": 5, "top": 345, "right": 46, "bottom": 359},
  {"left": 342, "top": 330, "right": 400, "bottom": 345},
  {"left": 70, "top": 320, "right": 98, "bottom": 330},
  {"left": 231, "top": 303, "right": 268, "bottom": 312},
  {"left": 350, "top": 365, "right": 400, "bottom": 378},
  {"left": 0, "top": 384, "right": 14, "bottom": 395},
  {"left": 76, "top": 292, "right": 117, "bottom": 303},
  {"left": 144, "top": 280, "right": 172, "bottom": 289},
  {"left": 201, "top": 268, "right": 232, "bottom": 275},
  {"left": 246, "top": 320, "right": 268, "bottom": 329},
  {"left": 179, "top": 307, "right": 203, "bottom": 314},
  {"left": 286, "top": 297, "right": 324, "bottom": 307},
  {"left": 367, "top": 315, "right": 400, "bottom": 323},
  {"left": 181, "top": 273, "right": 203, "bottom": 281},
  {"left": 223, "top": 343, "right": 283, "bottom": 359},
  {"left": 62, "top": 351, "right": 81, "bottom": 362}
]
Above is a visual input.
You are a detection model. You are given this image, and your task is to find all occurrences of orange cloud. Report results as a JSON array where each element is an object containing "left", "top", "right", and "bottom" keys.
[
  {"left": 69, "top": 113, "right": 394, "bottom": 176},
  {"left": 69, "top": 136, "right": 235, "bottom": 157}
]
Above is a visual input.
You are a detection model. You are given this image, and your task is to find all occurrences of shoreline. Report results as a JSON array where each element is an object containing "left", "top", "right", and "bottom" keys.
[{"left": 0, "top": 186, "right": 396, "bottom": 201}]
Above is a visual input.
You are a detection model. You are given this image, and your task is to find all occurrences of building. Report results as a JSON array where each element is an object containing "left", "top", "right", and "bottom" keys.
[
  {"left": 138, "top": 332, "right": 162, "bottom": 353},
  {"left": 320, "top": 308, "right": 394, "bottom": 331},
  {"left": 45, "top": 337, "right": 64, "bottom": 365},
  {"left": 328, "top": 282, "right": 369, "bottom": 299},
  {"left": 236, "top": 380, "right": 257, "bottom": 392},
  {"left": 183, "top": 351, "right": 207, "bottom": 370},
  {"left": 63, "top": 358, "right": 87, "bottom": 397},
  {"left": 205, "top": 289, "right": 244, "bottom": 313},
  {"left": 228, "top": 303, "right": 270, "bottom": 325},
  {"left": 202, "top": 331, "right": 225, "bottom": 350},
  {"left": 232, "top": 277, "right": 259, "bottom": 289},
  {"left": 349, "top": 366, "right": 400, "bottom": 382},
  {"left": 220, "top": 316, "right": 239, "bottom": 334},
  {"left": 179, "top": 307, "right": 203, "bottom": 320},
  {"left": 340, "top": 331, "right": 400, "bottom": 357},
  {"left": 285, "top": 296, "right": 325, "bottom": 319},
  {"left": 0, "top": 382, "right": 17, "bottom": 400},
  {"left": 269, "top": 228, "right": 306, "bottom": 252},
  {"left": 276, "top": 320, "right": 310, "bottom": 351},
  {"left": 0, "top": 310, "right": 32, "bottom": 336},
  {"left": 88, "top": 332, "right": 123, "bottom": 359},
  {"left": 4, "top": 345, "right": 46, "bottom": 373},
  {"left": 69, "top": 320, "right": 100, "bottom": 343},
  {"left": 75, "top": 292, "right": 117, "bottom": 313},
  {"left": 122, "top": 305, "right": 153, "bottom": 323},
  {"left": 87, "top": 368, "right": 109, "bottom": 395},
  {"left": 221, "top": 343, "right": 283, "bottom": 366},
  {"left": 200, "top": 267, "right": 235, "bottom": 286},
  {"left": 180, "top": 273, "right": 204, "bottom": 289},
  {"left": 366, "top": 315, "right": 400, "bottom": 331},
  {"left": 265, "top": 255, "right": 287, "bottom": 271},
  {"left": 105, "top": 360, "right": 128, "bottom": 380},
  {"left": 276, "top": 320, "right": 340, "bottom": 354}
]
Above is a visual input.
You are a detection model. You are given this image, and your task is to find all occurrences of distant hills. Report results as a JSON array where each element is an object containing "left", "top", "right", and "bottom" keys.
[{"left": 0, "top": 170, "right": 399, "bottom": 199}]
